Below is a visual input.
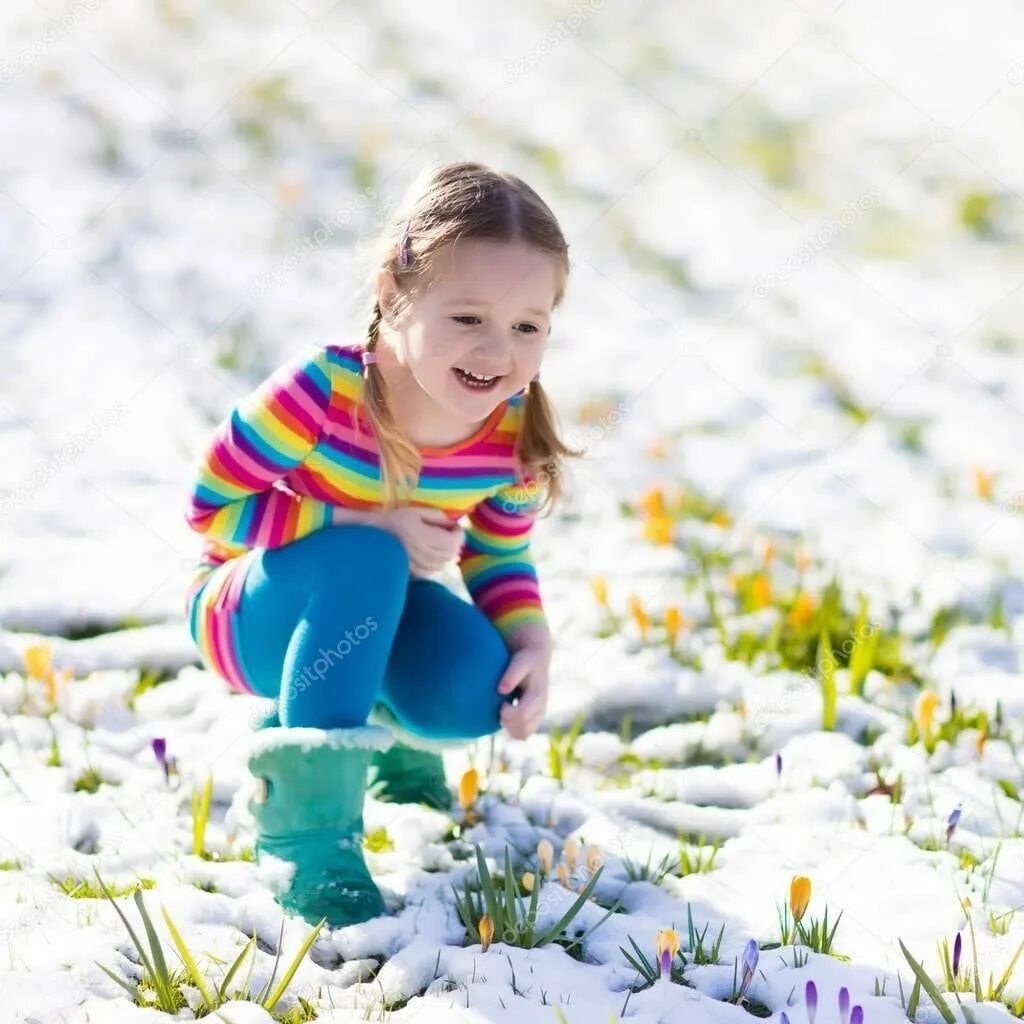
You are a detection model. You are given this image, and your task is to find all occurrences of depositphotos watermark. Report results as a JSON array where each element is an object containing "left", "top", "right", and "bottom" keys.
[
  {"left": 503, "top": 0, "right": 606, "bottom": 83},
  {"left": 753, "top": 187, "right": 878, "bottom": 298},
  {"left": 0, "top": 0, "right": 104, "bottom": 83},
  {"left": 248, "top": 188, "right": 379, "bottom": 298},
  {"left": 283, "top": 615, "right": 379, "bottom": 700},
  {"left": 0, "top": 401, "right": 126, "bottom": 516}
]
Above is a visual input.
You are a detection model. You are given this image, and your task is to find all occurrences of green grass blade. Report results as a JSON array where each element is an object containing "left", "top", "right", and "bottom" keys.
[
  {"left": 161, "top": 904, "right": 216, "bottom": 1011},
  {"left": 261, "top": 918, "right": 325, "bottom": 1012},
  {"left": 92, "top": 869, "right": 158, "bottom": 985},
  {"left": 218, "top": 935, "right": 256, "bottom": 1003},
  {"left": 899, "top": 939, "right": 956, "bottom": 1024},
  {"left": 992, "top": 938, "right": 1024, "bottom": 998},
  {"left": 908, "top": 975, "right": 921, "bottom": 1019},
  {"left": 475, "top": 846, "right": 500, "bottom": 931},
  {"left": 818, "top": 623, "right": 837, "bottom": 730},
  {"left": 133, "top": 890, "right": 172, "bottom": 992},
  {"left": 256, "top": 921, "right": 286, "bottom": 1005},
  {"left": 536, "top": 865, "right": 604, "bottom": 946},
  {"left": 95, "top": 961, "right": 141, "bottom": 1001},
  {"left": 503, "top": 846, "right": 519, "bottom": 939}
]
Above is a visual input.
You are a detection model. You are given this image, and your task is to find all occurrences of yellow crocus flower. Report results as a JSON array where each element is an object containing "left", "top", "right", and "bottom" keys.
[
  {"left": 479, "top": 914, "right": 494, "bottom": 952},
  {"left": 914, "top": 691, "right": 940, "bottom": 736},
  {"left": 751, "top": 574, "right": 773, "bottom": 609},
  {"left": 590, "top": 577, "right": 609, "bottom": 608},
  {"left": 628, "top": 595, "right": 650, "bottom": 641},
  {"left": 458, "top": 768, "right": 479, "bottom": 811},
  {"left": 787, "top": 592, "right": 816, "bottom": 628},
  {"left": 656, "top": 928, "right": 680, "bottom": 975},
  {"left": 664, "top": 606, "right": 683, "bottom": 647},
  {"left": 23, "top": 643, "right": 53, "bottom": 682},
  {"left": 789, "top": 875, "right": 812, "bottom": 922},
  {"left": 585, "top": 844, "right": 603, "bottom": 873},
  {"left": 638, "top": 487, "right": 667, "bottom": 518},
  {"left": 521, "top": 872, "right": 535, "bottom": 893},
  {"left": 973, "top": 467, "right": 995, "bottom": 501},
  {"left": 563, "top": 837, "right": 579, "bottom": 873},
  {"left": 537, "top": 839, "right": 554, "bottom": 875},
  {"left": 642, "top": 513, "right": 674, "bottom": 546}
]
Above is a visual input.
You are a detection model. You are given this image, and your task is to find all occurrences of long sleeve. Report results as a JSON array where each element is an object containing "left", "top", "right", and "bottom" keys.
[
  {"left": 184, "top": 346, "right": 336, "bottom": 549},
  {"left": 458, "top": 470, "right": 547, "bottom": 642}
]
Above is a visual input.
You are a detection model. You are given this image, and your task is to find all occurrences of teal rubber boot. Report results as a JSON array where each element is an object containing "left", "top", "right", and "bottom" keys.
[
  {"left": 243, "top": 725, "right": 394, "bottom": 928},
  {"left": 366, "top": 742, "right": 451, "bottom": 810}
]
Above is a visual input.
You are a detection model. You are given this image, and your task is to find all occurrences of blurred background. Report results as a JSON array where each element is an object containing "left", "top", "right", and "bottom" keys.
[{"left": 2, "top": 0, "right": 1024, "bottom": 669}]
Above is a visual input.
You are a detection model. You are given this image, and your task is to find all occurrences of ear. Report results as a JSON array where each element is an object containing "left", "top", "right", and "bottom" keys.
[{"left": 376, "top": 269, "right": 402, "bottom": 328}]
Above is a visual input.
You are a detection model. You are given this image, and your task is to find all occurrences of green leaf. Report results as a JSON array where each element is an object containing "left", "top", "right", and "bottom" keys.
[
  {"left": 92, "top": 869, "right": 158, "bottom": 987},
  {"left": 261, "top": 918, "right": 325, "bottom": 1012},
  {"left": 95, "top": 961, "right": 141, "bottom": 1001},
  {"left": 908, "top": 975, "right": 921, "bottom": 1019},
  {"left": 475, "top": 846, "right": 500, "bottom": 932},
  {"left": 818, "top": 622, "right": 837, "bottom": 730},
  {"left": 898, "top": 938, "right": 956, "bottom": 1024},
  {"left": 536, "top": 865, "right": 604, "bottom": 947},
  {"left": 162, "top": 904, "right": 216, "bottom": 1011},
  {"left": 132, "top": 889, "right": 175, "bottom": 1008},
  {"left": 217, "top": 934, "right": 256, "bottom": 1003},
  {"left": 992, "top": 937, "right": 1024, "bottom": 999}
]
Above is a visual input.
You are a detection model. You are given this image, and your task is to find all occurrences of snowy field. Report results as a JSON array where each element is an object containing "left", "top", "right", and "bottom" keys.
[{"left": 2, "top": 0, "right": 1024, "bottom": 1021}]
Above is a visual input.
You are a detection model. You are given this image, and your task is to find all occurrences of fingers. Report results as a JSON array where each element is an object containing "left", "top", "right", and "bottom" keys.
[
  {"left": 500, "top": 701, "right": 545, "bottom": 740},
  {"left": 422, "top": 524, "right": 463, "bottom": 562},
  {"left": 416, "top": 507, "right": 453, "bottom": 525}
]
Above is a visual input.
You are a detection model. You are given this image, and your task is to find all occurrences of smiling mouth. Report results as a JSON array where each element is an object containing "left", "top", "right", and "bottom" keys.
[{"left": 452, "top": 367, "right": 504, "bottom": 390}]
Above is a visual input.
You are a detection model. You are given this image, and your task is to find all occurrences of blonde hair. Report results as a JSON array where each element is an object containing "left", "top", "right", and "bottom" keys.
[{"left": 355, "top": 160, "right": 582, "bottom": 515}]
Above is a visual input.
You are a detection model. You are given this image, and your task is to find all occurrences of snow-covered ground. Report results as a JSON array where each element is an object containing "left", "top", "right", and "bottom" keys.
[{"left": 2, "top": 1, "right": 1024, "bottom": 1021}]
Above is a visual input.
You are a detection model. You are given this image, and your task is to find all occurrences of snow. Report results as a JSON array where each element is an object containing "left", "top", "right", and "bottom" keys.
[{"left": 2, "top": 0, "right": 1024, "bottom": 1021}]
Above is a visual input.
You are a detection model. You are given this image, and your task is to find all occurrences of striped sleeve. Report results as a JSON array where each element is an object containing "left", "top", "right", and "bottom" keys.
[
  {"left": 458, "top": 469, "right": 547, "bottom": 642},
  {"left": 184, "top": 347, "right": 335, "bottom": 549}
]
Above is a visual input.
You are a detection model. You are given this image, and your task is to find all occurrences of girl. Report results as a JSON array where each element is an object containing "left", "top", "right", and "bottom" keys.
[{"left": 182, "top": 160, "right": 580, "bottom": 928}]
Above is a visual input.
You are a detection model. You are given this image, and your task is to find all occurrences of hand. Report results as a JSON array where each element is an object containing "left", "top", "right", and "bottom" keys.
[
  {"left": 378, "top": 506, "right": 464, "bottom": 577},
  {"left": 496, "top": 645, "right": 551, "bottom": 740}
]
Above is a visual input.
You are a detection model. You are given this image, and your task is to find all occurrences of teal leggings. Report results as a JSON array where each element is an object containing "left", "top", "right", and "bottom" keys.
[{"left": 233, "top": 523, "right": 517, "bottom": 736}]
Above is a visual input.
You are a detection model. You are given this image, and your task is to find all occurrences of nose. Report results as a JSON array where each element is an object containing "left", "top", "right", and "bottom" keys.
[{"left": 472, "top": 329, "right": 511, "bottom": 365}]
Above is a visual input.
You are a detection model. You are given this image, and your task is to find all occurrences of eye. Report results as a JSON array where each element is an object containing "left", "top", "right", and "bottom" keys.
[
  {"left": 516, "top": 323, "right": 539, "bottom": 334},
  {"left": 451, "top": 315, "right": 480, "bottom": 326}
]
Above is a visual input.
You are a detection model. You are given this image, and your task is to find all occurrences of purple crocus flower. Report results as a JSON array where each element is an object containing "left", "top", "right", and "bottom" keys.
[
  {"left": 659, "top": 944, "right": 672, "bottom": 977},
  {"left": 838, "top": 986, "right": 850, "bottom": 1024},
  {"left": 737, "top": 939, "right": 759, "bottom": 1000},
  {"left": 805, "top": 980, "right": 818, "bottom": 1024},
  {"left": 953, "top": 932, "right": 962, "bottom": 977},
  {"left": 781, "top": 1013, "right": 791, "bottom": 1024},
  {"left": 850, "top": 1006, "right": 863, "bottom": 1024},
  {"left": 775, "top": 753, "right": 783, "bottom": 778},
  {"left": 151, "top": 737, "right": 170, "bottom": 783},
  {"left": 946, "top": 806, "right": 962, "bottom": 843}
]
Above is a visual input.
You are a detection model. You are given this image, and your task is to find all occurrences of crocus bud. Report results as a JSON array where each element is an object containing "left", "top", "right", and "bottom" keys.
[
  {"left": 537, "top": 839, "right": 554, "bottom": 875},
  {"left": 805, "top": 980, "right": 818, "bottom": 1024},
  {"left": 479, "top": 914, "right": 494, "bottom": 952}
]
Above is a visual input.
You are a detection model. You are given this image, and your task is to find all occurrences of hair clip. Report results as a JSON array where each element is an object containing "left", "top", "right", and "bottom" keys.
[
  {"left": 361, "top": 349, "right": 378, "bottom": 366},
  {"left": 397, "top": 220, "right": 412, "bottom": 268}
]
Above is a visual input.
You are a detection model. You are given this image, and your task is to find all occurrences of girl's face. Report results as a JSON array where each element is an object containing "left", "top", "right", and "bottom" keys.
[{"left": 379, "top": 238, "right": 560, "bottom": 425}]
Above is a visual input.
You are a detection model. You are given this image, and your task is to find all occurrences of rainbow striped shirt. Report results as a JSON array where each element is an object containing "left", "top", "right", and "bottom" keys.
[{"left": 182, "top": 343, "right": 547, "bottom": 690}]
